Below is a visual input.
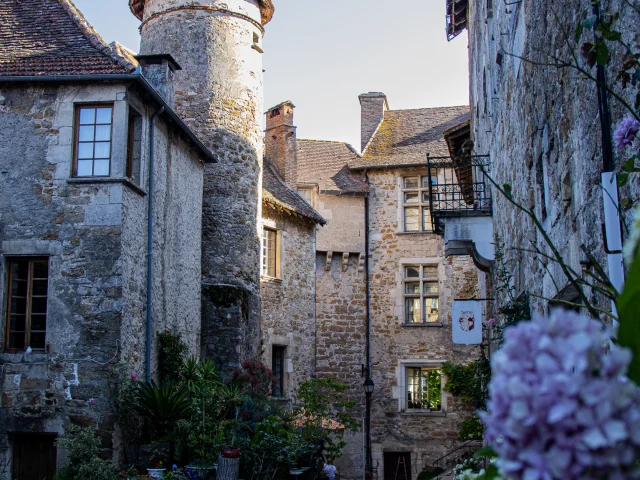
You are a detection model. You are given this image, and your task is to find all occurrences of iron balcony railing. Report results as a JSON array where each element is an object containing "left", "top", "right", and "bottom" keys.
[{"left": 426, "top": 154, "right": 493, "bottom": 234}]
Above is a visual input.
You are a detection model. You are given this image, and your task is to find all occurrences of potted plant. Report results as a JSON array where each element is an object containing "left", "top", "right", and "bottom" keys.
[{"left": 147, "top": 444, "right": 168, "bottom": 478}]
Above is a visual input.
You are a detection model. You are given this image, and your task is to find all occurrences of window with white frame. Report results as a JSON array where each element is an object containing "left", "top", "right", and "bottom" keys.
[
  {"left": 406, "top": 366, "right": 442, "bottom": 411},
  {"left": 262, "top": 227, "right": 280, "bottom": 278},
  {"left": 403, "top": 265, "right": 439, "bottom": 324},
  {"left": 402, "top": 176, "right": 437, "bottom": 232}
]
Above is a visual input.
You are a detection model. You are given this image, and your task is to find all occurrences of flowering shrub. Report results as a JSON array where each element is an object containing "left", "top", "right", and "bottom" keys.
[
  {"left": 232, "top": 359, "right": 278, "bottom": 397},
  {"left": 614, "top": 114, "right": 640, "bottom": 150},
  {"left": 481, "top": 310, "right": 640, "bottom": 479}
]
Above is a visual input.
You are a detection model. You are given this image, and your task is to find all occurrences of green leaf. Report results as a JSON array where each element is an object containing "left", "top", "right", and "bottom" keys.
[
  {"left": 581, "top": 15, "right": 597, "bottom": 30},
  {"left": 604, "top": 30, "right": 622, "bottom": 41},
  {"left": 575, "top": 22, "right": 584, "bottom": 42},
  {"left": 618, "top": 172, "right": 630, "bottom": 187},
  {"left": 503, "top": 183, "right": 512, "bottom": 198},
  {"left": 621, "top": 197, "right": 633, "bottom": 210},
  {"left": 622, "top": 156, "right": 637, "bottom": 172},
  {"left": 617, "top": 247, "right": 640, "bottom": 384},
  {"left": 595, "top": 41, "right": 610, "bottom": 66},
  {"left": 478, "top": 464, "right": 501, "bottom": 480}
]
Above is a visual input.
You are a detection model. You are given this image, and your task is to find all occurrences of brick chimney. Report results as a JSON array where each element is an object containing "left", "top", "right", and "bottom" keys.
[
  {"left": 135, "top": 54, "right": 181, "bottom": 108},
  {"left": 265, "top": 101, "right": 298, "bottom": 185},
  {"left": 359, "top": 92, "right": 388, "bottom": 152}
]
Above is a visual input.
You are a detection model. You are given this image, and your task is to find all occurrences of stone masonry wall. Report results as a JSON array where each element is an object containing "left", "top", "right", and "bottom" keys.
[
  {"left": 260, "top": 205, "right": 317, "bottom": 398},
  {"left": 468, "top": 0, "right": 639, "bottom": 314},
  {"left": 364, "top": 168, "right": 480, "bottom": 480},
  {"left": 0, "top": 83, "right": 204, "bottom": 476},
  {"left": 139, "top": 0, "right": 267, "bottom": 374},
  {"left": 314, "top": 194, "right": 368, "bottom": 479}
]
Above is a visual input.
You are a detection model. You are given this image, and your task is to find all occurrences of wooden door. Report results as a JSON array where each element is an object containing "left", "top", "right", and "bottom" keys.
[
  {"left": 383, "top": 452, "right": 411, "bottom": 480},
  {"left": 12, "top": 433, "right": 57, "bottom": 480}
]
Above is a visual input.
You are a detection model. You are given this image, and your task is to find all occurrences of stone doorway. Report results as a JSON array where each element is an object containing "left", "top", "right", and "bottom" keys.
[
  {"left": 383, "top": 452, "right": 411, "bottom": 480},
  {"left": 12, "top": 433, "right": 57, "bottom": 480}
]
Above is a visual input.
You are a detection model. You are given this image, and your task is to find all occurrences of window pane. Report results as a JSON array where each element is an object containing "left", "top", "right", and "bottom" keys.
[
  {"left": 94, "top": 142, "right": 111, "bottom": 159},
  {"left": 93, "top": 160, "right": 110, "bottom": 176},
  {"left": 424, "top": 281, "right": 439, "bottom": 294},
  {"left": 263, "top": 229, "right": 277, "bottom": 277},
  {"left": 425, "top": 297, "right": 439, "bottom": 323},
  {"left": 8, "top": 332, "right": 26, "bottom": 350},
  {"left": 78, "top": 125, "right": 94, "bottom": 142},
  {"left": 30, "top": 332, "right": 46, "bottom": 350},
  {"left": 96, "top": 107, "right": 112, "bottom": 124},
  {"left": 404, "top": 177, "right": 419, "bottom": 188},
  {"left": 12, "top": 262, "right": 29, "bottom": 280},
  {"left": 79, "top": 108, "right": 96, "bottom": 125},
  {"left": 9, "top": 314, "right": 26, "bottom": 331},
  {"left": 10, "top": 298, "right": 27, "bottom": 314},
  {"left": 76, "top": 160, "right": 93, "bottom": 177},
  {"left": 422, "top": 208, "right": 432, "bottom": 231},
  {"left": 77, "top": 143, "right": 94, "bottom": 159},
  {"left": 422, "top": 176, "right": 438, "bottom": 188},
  {"left": 95, "top": 125, "right": 111, "bottom": 141},
  {"left": 33, "top": 262, "right": 48, "bottom": 278},
  {"left": 31, "top": 315, "right": 47, "bottom": 332},
  {"left": 31, "top": 297, "right": 47, "bottom": 315},
  {"left": 11, "top": 280, "right": 27, "bottom": 297},
  {"left": 427, "top": 370, "right": 442, "bottom": 411},
  {"left": 405, "top": 298, "right": 421, "bottom": 323},
  {"left": 423, "top": 266, "right": 438, "bottom": 278},
  {"left": 33, "top": 280, "right": 48, "bottom": 296},
  {"left": 405, "top": 282, "right": 420, "bottom": 294},
  {"left": 404, "top": 192, "right": 419, "bottom": 204},
  {"left": 407, "top": 368, "right": 422, "bottom": 409},
  {"left": 404, "top": 266, "right": 420, "bottom": 278},
  {"left": 404, "top": 207, "right": 419, "bottom": 231}
]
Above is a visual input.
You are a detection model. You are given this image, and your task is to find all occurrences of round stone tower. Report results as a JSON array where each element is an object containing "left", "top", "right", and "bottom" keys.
[{"left": 129, "top": 0, "right": 274, "bottom": 374}]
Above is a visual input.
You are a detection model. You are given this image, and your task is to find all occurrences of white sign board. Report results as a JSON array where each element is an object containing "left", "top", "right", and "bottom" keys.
[{"left": 452, "top": 300, "right": 483, "bottom": 345}]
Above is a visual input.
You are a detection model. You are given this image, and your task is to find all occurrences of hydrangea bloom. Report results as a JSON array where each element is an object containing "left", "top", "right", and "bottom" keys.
[
  {"left": 614, "top": 115, "right": 640, "bottom": 149},
  {"left": 481, "top": 310, "right": 640, "bottom": 480}
]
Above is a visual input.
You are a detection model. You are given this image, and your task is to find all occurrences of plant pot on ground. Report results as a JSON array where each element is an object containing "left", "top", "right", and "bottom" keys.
[
  {"left": 221, "top": 447, "right": 240, "bottom": 459},
  {"left": 184, "top": 465, "right": 216, "bottom": 480},
  {"left": 147, "top": 467, "right": 167, "bottom": 479}
]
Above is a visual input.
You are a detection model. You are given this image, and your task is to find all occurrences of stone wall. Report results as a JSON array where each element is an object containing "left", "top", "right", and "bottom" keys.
[
  {"left": 0, "top": 82, "right": 204, "bottom": 476},
  {"left": 467, "top": 0, "right": 639, "bottom": 314},
  {"left": 260, "top": 205, "right": 317, "bottom": 398},
  {"left": 364, "top": 168, "right": 480, "bottom": 480},
  {"left": 138, "top": 0, "right": 268, "bottom": 373}
]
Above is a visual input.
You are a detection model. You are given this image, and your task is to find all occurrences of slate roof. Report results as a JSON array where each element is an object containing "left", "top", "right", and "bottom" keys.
[
  {"left": 0, "top": 0, "right": 136, "bottom": 76},
  {"left": 262, "top": 162, "right": 326, "bottom": 225},
  {"left": 351, "top": 106, "right": 471, "bottom": 170},
  {"left": 297, "top": 140, "right": 368, "bottom": 194}
]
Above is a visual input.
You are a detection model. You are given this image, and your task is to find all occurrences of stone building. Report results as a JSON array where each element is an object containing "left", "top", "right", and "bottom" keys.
[
  {"left": 265, "top": 95, "right": 484, "bottom": 479},
  {"left": 447, "top": 0, "right": 638, "bottom": 314},
  {"left": 0, "top": 0, "right": 214, "bottom": 476},
  {"left": 130, "top": 0, "right": 275, "bottom": 375}
]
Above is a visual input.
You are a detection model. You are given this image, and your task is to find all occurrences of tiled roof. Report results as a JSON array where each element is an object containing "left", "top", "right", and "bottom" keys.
[
  {"left": 297, "top": 140, "right": 368, "bottom": 194},
  {"left": 0, "top": 0, "right": 136, "bottom": 77},
  {"left": 263, "top": 162, "right": 326, "bottom": 225},
  {"left": 352, "top": 106, "right": 471, "bottom": 170}
]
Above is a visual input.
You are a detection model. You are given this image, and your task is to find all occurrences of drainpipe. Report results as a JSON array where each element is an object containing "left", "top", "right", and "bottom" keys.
[
  {"left": 593, "top": 2, "right": 625, "bottom": 325},
  {"left": 145, "top": 105, "right": 165, "bottom": 383},
  {"left": 364, "top": 171, "right": 373, "bottom": 479}
]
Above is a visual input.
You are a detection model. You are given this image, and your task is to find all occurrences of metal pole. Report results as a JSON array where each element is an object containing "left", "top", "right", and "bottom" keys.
[{"left": 364, "top": 172, "right": 373, "bottom": 479}]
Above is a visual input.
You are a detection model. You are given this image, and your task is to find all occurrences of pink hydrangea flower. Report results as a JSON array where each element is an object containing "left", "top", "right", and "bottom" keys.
[
  {"left": 614, "top": 115, "right": 640, "bottom": 149},
  {"left": 131, "top": 373, "right": 137, "bottom": 380},
  {"left": 481, "top": 310, "right": 640, "bottom": 479},
  {"left": 88, "top": 398, "right": 95, "bottom": 404}
]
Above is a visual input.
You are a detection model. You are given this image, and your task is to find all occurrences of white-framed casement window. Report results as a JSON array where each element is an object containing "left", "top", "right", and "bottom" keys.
[
  {"left": 402, "top": 175, "right": 437, "bottom": 232},
  {"left": 406, "top": 366, "right": 442, "bottom": 412},
  {"left": 262, "top": 227, "right": 281, "bottom": 279},
  {"left": 403, "top": 265, "right": 439, "bottom": 324},
  {"left": 74, "top": 104, "right": 114, "bottom": 177}
]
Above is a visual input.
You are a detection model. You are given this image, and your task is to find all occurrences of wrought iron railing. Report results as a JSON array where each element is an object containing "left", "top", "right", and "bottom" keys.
[
  {"left": 426, "top": 154, "right": 493, "bottom": 234},
  {"left": 431, "top": 440, "right": 484, "bottom": 477}
]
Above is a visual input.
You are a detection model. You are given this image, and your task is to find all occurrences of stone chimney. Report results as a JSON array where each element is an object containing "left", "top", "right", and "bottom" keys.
[
  {"left": 359, "top": 92, "right": 389, "bottom": 152},
  {"left": 135, "top": 54, "right": 181, "bottom": 108},
  {"left": 265, "top": 101, "right": 298, "bottom": 185}
]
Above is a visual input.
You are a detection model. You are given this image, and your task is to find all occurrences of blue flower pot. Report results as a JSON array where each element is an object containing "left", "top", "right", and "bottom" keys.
[{"left": 184, "top": 465, "right": 215, "bottom": 480}]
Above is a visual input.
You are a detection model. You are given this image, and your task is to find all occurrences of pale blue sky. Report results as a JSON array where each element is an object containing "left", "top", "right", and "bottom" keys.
[{"left": 74, "top": 0, "right": 469, "bottom": 151}]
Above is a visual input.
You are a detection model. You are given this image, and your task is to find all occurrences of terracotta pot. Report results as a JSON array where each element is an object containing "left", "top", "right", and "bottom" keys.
[{"left": 221, "top": 447, "right": 240, "bottom": 459}]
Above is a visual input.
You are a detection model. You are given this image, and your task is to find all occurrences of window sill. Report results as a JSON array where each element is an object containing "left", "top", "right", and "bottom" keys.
[
  {"left": 396, "top": 231, "right": 436, "bottom": 236},
  {"left": 400, "top": 411, "right": 446, "bottom": 417},
  {"left": 67, "top": 177, "right": 147, "bottom": 197},
  {"left": 403, "top": 323, "right": 443, "bottom": 328},
  {"left": 261, "top": 275, "right": 282, "bottom": 283},
  {"left": 251, "top": 44, "right": 264, "bottom": 54},
  {"left": 0, "top": 352, "right": 48, "bottom": 366}
]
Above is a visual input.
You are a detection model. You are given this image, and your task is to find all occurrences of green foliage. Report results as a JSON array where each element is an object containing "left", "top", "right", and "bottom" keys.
[
  {"left": 157, "top": 330, "right": 189, "bottom": 384},
  {"left": 417, "top": 466, "right": 445, "bottom": 480},
  {"left": 617, "top": 246, "right": 640, "bottom": 384},
  {"left": 54, "top": 426, "right": 116, "bottom": 480},
  {"left": 296, "top": 378, "right": 359, "bottom": 463},
  {"left": 132, "top": 381, "right": 193, "bottom": 438},
  {"left": 442, "top": 356, "right": 490, "bottom": 411},
  {"left": 232, "top": 359, "right": 278, "bottom": 398},
  {"left": 107, "top": 363, "right": 144, "bottom": 445},
  {"left": 458, "top": 415, "right": 484, "bottom": 442}
]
